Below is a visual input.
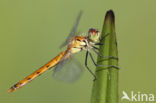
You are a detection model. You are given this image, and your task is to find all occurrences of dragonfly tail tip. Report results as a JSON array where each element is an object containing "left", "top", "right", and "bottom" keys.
[{"left": 8, "top": 88, "right": 14, "bottom": 93}]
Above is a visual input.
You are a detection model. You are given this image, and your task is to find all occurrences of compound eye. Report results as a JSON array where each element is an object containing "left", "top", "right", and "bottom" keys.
[{"left": 88, "top": 28, "right": 99, "bottom": 35}]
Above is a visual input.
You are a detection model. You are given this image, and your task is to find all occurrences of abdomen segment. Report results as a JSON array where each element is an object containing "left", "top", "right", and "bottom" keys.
[{"left": 8, "top": 50, "right": 67, "bottom": 93}]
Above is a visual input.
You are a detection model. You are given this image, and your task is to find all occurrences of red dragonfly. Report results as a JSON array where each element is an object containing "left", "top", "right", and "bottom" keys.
[{"left": 8, "top": 11, "right": 118, "bottom": 93}]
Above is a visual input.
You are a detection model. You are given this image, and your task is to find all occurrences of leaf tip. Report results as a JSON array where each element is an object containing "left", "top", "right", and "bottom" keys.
[{"left": 105, "top": 10, "right": 115, "bottom": 25}]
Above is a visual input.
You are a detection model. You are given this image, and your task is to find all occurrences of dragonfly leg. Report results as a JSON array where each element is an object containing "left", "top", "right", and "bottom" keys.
[
  {"left": 95, "top": 65, "right": 120, "bottom": 72},
  {"left": 95, "top": 43, "right": 104, "bottom": 45},
  {"left": 100, "top": 33, "right": 110, "bottom": 42},
  {"left": 92, "top": 47, "right": 119, "bottom": 60},
  {"left": 94, "top": 33, "right": 110, "bottom": 46},
  {"left": 85, "top": 51, "right": 97, "bottom": 81},
  {"left": 92, "top": 46, "right": 99, "bottom": 50},
  {"left": 88, "top": 52, "right": 120, "bottom": 70}
]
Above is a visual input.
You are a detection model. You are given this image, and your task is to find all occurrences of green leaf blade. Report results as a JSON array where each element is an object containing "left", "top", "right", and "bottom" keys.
[{"left": 91, "top": 10, "right": 119, "bottom": 103}]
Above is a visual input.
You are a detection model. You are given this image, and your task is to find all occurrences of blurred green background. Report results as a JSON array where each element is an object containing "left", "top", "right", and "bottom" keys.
[{"left": 0, "top": 0, "right": 156, "bottom": 103}]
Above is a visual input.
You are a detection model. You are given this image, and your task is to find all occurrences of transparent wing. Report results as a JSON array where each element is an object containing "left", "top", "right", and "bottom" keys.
[
  {"left": 52, "top": 55, "right": 83, "bottom": 82},
  {"left": 60, "top": 11, "right": 83, "bottom": 48}
]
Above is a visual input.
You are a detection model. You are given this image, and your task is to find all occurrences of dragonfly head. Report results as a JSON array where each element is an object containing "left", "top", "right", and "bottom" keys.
[{"left": 88, "top": 28, "right": 100, "bottom": 43}]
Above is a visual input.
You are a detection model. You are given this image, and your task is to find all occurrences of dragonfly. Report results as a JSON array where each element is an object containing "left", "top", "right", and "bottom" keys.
[{"left": 8, "top": 11, "right": 118, "bottom": 93}]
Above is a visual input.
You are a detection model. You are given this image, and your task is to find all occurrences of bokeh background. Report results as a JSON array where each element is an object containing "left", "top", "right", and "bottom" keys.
[{"left": 0, "top": 0, "right": 156, "bottom": 103}]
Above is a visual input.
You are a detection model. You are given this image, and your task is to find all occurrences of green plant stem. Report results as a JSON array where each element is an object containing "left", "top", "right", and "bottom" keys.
[{"left": 91, "top": 10, "right": 119, "bottom": 103}]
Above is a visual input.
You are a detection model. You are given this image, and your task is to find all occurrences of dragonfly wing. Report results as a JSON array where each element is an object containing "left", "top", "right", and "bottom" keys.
[
  {"left": 60, "top": 11, "right": 83, "bottom": 48},
  {"left": 52, "top": 55, "right": 83, "bottom": 82}
]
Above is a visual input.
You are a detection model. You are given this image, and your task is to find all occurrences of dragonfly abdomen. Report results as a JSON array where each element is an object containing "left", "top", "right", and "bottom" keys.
[{"left": 8, "top": 50, "right": 67, "bottom": 93}]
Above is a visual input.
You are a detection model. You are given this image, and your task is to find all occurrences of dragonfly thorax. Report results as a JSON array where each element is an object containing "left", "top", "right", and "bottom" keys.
[
  {"left": 67, "top": 36, "right": 88, "bottom": 54},
  {"left": 67, "top": 28, "right": 101, "bottom": 54}
]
